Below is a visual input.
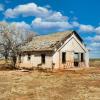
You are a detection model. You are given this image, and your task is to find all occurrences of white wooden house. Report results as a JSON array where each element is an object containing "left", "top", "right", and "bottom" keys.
[{"left": 17, "top": 30, "right": 89, "bottom": 70}]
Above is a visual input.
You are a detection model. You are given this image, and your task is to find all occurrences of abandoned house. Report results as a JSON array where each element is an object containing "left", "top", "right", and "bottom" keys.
[{"left": 17, "top": 30, "right": 89, "bottom": 70}]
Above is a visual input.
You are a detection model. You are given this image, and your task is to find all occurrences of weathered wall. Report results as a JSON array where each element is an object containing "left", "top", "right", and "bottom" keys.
[
  {"left": 53, "top": 34, "right": 89, "bottom": 69},
  {"left": 17, "top": 52, "right": 53, "bottom": 69}
]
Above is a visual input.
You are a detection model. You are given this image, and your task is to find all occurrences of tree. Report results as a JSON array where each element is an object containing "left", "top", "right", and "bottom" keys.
[{"left": 0, "top": 22, "right": 36, "bottom": 68}]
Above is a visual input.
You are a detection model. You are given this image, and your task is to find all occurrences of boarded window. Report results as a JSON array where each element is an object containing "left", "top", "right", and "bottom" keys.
[
  {"left": 28, "top": 54, "right": 31, "bottom": 61},
  {"left": 41, "top": 54, "right": 45, "bottom": 64},
  {"left": 81, "top": 53, "right": 84, "bottom": 62},
  {"left": 62, "top": 52, "right": 66, "bottom": 64}
]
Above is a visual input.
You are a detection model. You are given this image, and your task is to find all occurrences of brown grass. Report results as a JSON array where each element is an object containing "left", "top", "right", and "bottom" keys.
[
  {"left": 0, "top": 60, "right": 99, "bottom": 100},
  {"left": 0, "top": 68, "right": 100, "bottom": 99},
  {"left": 90, "top": 59, "right": 100, "bottom": 67}
]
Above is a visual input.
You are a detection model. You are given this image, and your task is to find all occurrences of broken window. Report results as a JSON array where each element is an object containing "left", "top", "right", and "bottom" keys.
[
  {"left": 62, "top": 52, "right": 66, "bottom": 64},
  {"left": 41, "top": 54, "right": 45, "bottom": 64},
  {"left": 81, "top": 53, "right": 84, "bottom": 62},
  {"left": 74, "top": 53, "right": 79, "bottom": 67},
  {"left": 74, "top": 53, "right": 79, "bottom": 62},
  {"left": 28, "top": 54, "right": 31, "bottom": 61}
]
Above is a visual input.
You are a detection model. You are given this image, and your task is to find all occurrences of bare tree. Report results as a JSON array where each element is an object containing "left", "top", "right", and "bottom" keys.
[{"left": 0, "top": 22, "right": 36, "bottom": 68}]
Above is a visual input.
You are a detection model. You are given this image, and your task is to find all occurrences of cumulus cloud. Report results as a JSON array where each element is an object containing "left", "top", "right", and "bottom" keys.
[
  {"left": 86, "top": 35, "right": 100, "bottom": 42},
  {"left": 95, "top": 26, "right": 100, "bottom": 34},
  {"left": 4, "top": 2, "right": 71, "bottom": 33},
  {"left": 71, "top": 21, "right": 95, "bottom": 33},
  {"left": 4, "top": 3, "right": 49, "bottom": 18},
  {"left": 5, "top": 2, "right": 97, "bottom": 34},
  {"left": 72, "top": 21, "right": 80, "bottom": 27},
  {"left": 4, "top": 2, "right": 67, "bottom": 22},
  {"left": 3, "top": 2, "right": 100, "bottom": 35},
  {"left": 45, "top": 12, "right": 68, "bottom": 22},
  {"left": 79, "top": 24, "right": 94, "bottom": 32},
  {"left": 10, "top": 21, "right": 31, "bottom": 30},
  {"left": 31, "top": 18, "right": 72, "bottom": 32}
]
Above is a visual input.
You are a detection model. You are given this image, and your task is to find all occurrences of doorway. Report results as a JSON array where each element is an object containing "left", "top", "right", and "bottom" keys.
[{"left": 74, "top": 53, "right": 79, "bottom": 67}]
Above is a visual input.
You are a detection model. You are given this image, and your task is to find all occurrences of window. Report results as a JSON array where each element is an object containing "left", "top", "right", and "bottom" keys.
[
  {"left": 81, "top": 53, "right": 84, "bottom": 62},
  {"left": 41, "top": 54, "right": 45, "bottom": 64},
  {"left": 28, "top": 54, "right": 31, "bottom": 61},
  {"left": 74, "top": 53, "right": 79, "bottom": 67},
  {"left": 74, "top": 53, "right": 79, "bottom": 62},
  {"left": 62, "top": 52, "right": 66, "bottom": 64}
]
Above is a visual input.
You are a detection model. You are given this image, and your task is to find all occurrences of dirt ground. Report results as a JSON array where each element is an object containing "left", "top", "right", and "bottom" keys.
[{"left": 0, "top": 66, "right": 100, "bottom": 100}]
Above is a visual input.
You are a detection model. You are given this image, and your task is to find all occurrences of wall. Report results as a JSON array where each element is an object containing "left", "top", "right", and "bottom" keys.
[
  {"left": 17, "top": 51, "right": 53, "bottom": 69},
  {"left": 53, "top": 34, "right": 89, "bottom": 69}
]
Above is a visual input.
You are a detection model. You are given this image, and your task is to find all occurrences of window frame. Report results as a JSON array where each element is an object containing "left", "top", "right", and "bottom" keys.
[
  {"left": 41, "top": 54, "right": 45, "bottom": 64},
  {"left": 74, "top": 53, "right": 79, "bottom": 62},
  {"left": 62, "top": 52, "right": 66, "bottom": 64},
  {"left": 81, "top": 53, "right": 84, "bottom": 62}
]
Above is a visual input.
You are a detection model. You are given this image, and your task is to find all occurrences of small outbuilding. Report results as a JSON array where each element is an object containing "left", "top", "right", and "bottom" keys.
[{"left": 17, "top": 30, "right": 89, "bottom": 70}]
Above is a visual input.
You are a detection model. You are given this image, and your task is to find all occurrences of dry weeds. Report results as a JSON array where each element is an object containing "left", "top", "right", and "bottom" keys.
[{"left": 0, "top": 66, "right": 99, "bottom": 100}]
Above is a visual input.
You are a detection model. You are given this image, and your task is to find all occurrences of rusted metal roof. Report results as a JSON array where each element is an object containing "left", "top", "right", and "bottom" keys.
[{"left": 21, "top": 30, "right": 74, "bottom": 52}]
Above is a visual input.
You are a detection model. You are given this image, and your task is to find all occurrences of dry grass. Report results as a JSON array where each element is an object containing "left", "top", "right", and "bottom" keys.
[
  {"left": 90, "top": 59, "right": 100, "bottom": 67},
  {"left": 0, "top": 67, "right": 99, "bottom": 100},
  {"left": 0, "top": 60, "right": 100, "bottom": 100}
]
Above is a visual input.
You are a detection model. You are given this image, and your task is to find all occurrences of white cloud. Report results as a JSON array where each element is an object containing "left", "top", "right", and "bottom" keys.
[
  {"left": 4, "top": 2, "right": 67, "bottom": 22},
  {"left": 45, "top": 12, "right": 68, "bottom": 22},
  {"left": 4, "top": 3, "right": 49, "bottom": 18},
  {"left": 95, "top": 26, "right": 100, "bottom": 34},
  {"left": 93, "top": 35, "right": 100, "bottom": 42},
  {"left": 71, "top": 21, "right": 95, "bottom": 33},
  {"left": 4, "top": 2, "right": 70, "bottom": 33},
  {"left": 79, "top": 24, "right": 94, "bottom": 32},
  {"left": 31, "top": 18, "right": 72, "bottom": 31},
  {"left": 86, "top": 35, "right": 100, "bottom": 42},
  {"left": 72, "top": 21, "right": 80, "bottom": 27},
  {"left": 4, "top": 2, "right": 100, "bottom": 36},
  {"left": 0, "top": 4, "right": 4, "bottom": 11},
  {"left": 11, "top": 21, "right": 31, "bottom": 30}
]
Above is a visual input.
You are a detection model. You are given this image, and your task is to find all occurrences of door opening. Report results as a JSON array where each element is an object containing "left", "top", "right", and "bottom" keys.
[
  {"left": 74, "top": 53, "right": 79, "bottom": 67},
  {"left": 62, "top": 52, "right": 66, "bottom": 64},
  {"left": 41, "top": 54, "right": 45, "bottom": 64}
]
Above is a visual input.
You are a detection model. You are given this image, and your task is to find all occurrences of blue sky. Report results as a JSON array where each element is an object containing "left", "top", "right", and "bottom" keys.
[{"left": 0, "top": 0, "right": 100, "bottom": 58}]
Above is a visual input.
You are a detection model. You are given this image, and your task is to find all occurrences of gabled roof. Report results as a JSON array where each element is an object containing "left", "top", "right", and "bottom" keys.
[{"left": 21, "top": 30, "right": 83, "bottom": 52}]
